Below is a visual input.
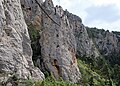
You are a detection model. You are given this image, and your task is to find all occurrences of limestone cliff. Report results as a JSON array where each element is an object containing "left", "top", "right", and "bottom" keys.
[
  {"left": 87, "top": 28, "right": 120, "bottom": 56},
  {"left": 0, "top": 0, "right": 44, "bottom": 81},
  {"left": 20, "top": 0, "right": 81, "bottom": 83},
  {"left": 0, "top": 0, "right": 120, "bottom": 84},
  {"left": 40, "top": 0, "right": 81, "bottom": 82},
  {"left": 65, "top": 11, "right": 100, "bottom": 58}
]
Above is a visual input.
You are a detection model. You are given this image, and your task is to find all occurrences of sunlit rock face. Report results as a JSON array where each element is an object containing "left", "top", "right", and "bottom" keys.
[
  {"left": 2, "top": 0, "right": 120, "bottom": 84},
  {"left": 0, "top": 0, "right": 44, "bottom": 81},
  {"left": 21, "top": 0, "right": 81, "bottom": 83},
  {"left": 39, "top": 0, "right": 81, "bottom": 83},
  {"left": 66, "top": 12, "right": 100, "bottom": 58}
]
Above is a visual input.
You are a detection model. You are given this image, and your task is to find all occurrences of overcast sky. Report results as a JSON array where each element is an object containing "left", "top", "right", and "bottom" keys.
[{"left": 52, "top": 0, "right": 120, "bottom": 31}]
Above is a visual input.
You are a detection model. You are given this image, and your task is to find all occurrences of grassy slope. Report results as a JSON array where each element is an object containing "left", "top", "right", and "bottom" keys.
[{"left": 77, "top": 58, "right": 116, "bottom": 86}]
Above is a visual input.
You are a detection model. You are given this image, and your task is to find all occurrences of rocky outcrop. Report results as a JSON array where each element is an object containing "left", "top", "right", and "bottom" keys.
[
  {"left": 19, "top": 0, "right": 120, "bottom": 84},
  {"left": 20, "top": 0, "right": 43, "bottom": 26},
  {"left": 0, "top": 0, "right": 44, "bottom": 81},
  {"left": 87, "top": 28, "right": 120, "bottom": 56},
  {"left": 20, "top": 0, "right": 81, "bottom": 83},
  {"left": 113, "top": 31, "right": 120, "bottom": 50},
  {"left": 1, "top": 0, "right": 120, "bottom": 84},
  {"left": 66, "top": 12, "right": 100, "bottom": 58},
  {"left": 39, "top": 0, "right": 81, "bottom": 83}
]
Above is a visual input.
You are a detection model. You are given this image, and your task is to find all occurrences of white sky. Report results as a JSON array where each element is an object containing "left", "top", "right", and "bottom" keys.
[{"left": 52, "top": 0, "right": 120, "bottom": 31}]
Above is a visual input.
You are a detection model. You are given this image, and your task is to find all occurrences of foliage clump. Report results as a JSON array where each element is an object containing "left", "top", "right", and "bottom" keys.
[
  {"left": 0, "top": 73, "right": 78, "bottom": 86},
  {"left": 77, "top": 56, "right": 116, "bottom": 86}
]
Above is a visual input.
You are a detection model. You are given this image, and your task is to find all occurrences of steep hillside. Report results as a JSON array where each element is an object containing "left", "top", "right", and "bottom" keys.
[
  {"left": 86, "top": 27, "right": 120, "bottom": 85},
  {"left": 0, "top": 0, "right": 120, "bottom": 86}
]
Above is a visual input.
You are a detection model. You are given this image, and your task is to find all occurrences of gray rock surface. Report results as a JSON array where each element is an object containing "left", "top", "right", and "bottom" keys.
[
  {"left": 20, "top": 0, "right": 81, "bottom": 83},
  {"left": 66, "top": 12, "right": 100, "bottom": 58},
  {"left": 87, "top": 28, "right": 120, "bottom": 56},
  {"left": 39, "top": 0, "right": 81, "bottom": 83},
  {"left": 95, "top": 31, "right": 118, "bottom": 55},
  {"left": 1, "top": 0, "right": 120, "bottom": 84},
  {"left": 0, "top": 0, "right": 44, "bottom": 81},
  {"left": 20, "top": 0, "right": 43, "bottom": 25}
]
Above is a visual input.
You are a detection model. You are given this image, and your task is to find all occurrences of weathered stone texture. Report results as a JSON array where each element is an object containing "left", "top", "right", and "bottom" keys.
[
  {"left": 65, "top": 11, "right": 100, "bottom": 58},
  {"left": 88, "top": 29, "right": 119, "bottom": 55},
  {"left": 39, "top": 0, "right": 81, "bottom": 83},
  {"left": 0, "top": 0, "right": 44, "bottom": 81},
  {"left": 1, "top": 0, "right": 120, "bottom": 84}
]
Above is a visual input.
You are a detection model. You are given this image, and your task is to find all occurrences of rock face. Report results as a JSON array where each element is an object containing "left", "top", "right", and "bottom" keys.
[
  {"left": 87, "top": 28, "right": 120, "bottom": 56},
  {"left": 39, "top": 0, "right": 81, "bottom": 82},
  {"left": 0, "top": 0, "right": 81, "bottom": 83},
  {"left": 95, "top": 31, "right": 118, "bottom": 55},
  {"left": 0, "top": 0, "right": 44, "bottom": 81},
  {"left": 66, "top": 12, "right": 100, "bottom": 58},
  {"left": 1, "top": 0, "right": 120, "bottom": 84},
  {"left": 20, "top": 0, "right": 81, "bottom": 83},
  {"left": 20, "top": 0, "right": 43, "bottom": 26}
]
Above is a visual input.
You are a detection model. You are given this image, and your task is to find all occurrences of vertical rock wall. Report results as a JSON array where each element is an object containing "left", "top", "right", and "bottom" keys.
[
  {"left": 0, "top": 0, "right": 44, "bottom": 81},
  {"left": 40, "top": 0, "right": 81, "bottom": 83},
  {"left": 66, "top": 11, "right": 100, "bottom": 58}
]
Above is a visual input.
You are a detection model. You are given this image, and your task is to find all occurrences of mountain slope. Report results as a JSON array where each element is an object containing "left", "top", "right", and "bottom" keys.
[{"left": 0, "top": 0, "right": 120, "bottom": 85}]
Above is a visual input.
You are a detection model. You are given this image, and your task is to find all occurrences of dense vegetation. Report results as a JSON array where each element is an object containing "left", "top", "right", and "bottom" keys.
[
  {"left": 0, "top": 73, "right": 77, "bottom": 86},
  {"left": 77, "top": 55, "right": 116, "bottom": 86}
]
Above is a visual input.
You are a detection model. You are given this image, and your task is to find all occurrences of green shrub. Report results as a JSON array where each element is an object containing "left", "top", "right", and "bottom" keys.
[
  {"left": 77, "top": 58, "right": 115, "bottom": 86},
  {"left": 17, "top": 74, "right": 77, "bottom": 86}
]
